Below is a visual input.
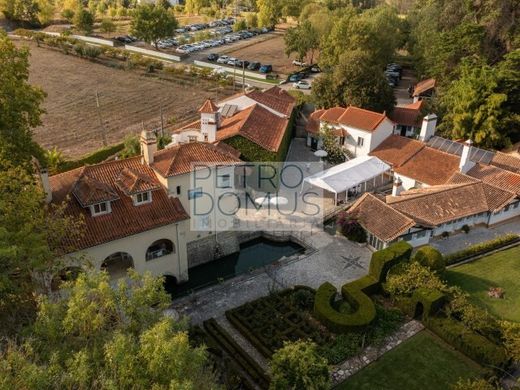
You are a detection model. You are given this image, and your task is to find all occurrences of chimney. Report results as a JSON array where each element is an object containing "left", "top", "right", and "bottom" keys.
[
  {"left": 459, "top": 139, "right": 475, "bottom": 173},
  {"left": 31, "top": 157, "right": 52, "bottom": 203},
  {"left": 199, "top": 99, "right": 219, "bottom": 143},
  {"left": 392, "top": 177, "right": 403, "bottom": 197},
  {"left": 140, "top": 130, "right": 157, "bottom": 166},
  {"left": 419, "top": 114, "right": 437, "bottom": 142}
]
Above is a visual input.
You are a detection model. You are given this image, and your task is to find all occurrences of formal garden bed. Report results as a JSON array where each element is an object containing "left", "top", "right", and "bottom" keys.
[{"left": 336, "top": 330, "right": 485, "bottom": 390}]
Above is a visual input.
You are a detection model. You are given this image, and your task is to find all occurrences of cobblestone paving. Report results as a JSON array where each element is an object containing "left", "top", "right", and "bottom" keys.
[{"left": 171, "top": 230, "right": 372, "bottom": 324}]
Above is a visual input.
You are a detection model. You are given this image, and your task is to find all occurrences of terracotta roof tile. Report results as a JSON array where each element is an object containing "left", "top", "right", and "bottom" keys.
[
  {"left": 198, "top": 99, "right": 219, "bottom": 113},
  {"left": 388, "top": 100, "right": 424, "bottom": 127},
  {"left": 394, "top": 146, "right": 460, "bottom": 185},
  {"left": 468, "top": 164, "right": 520, "bottom": 196},
  {"left": 386, "top": 182, "right": 490, "bottom": 226},
  {"left": 490, "top": 152, "right": 520, "bottom": 173},
  {"left": 319, "top": 107, "right": 346, "bottom": 123},
  {"left": 152, "top": 141, "right": 241, "bottom": 178},
  {"left": 305, "top": 109, "right": 326, "bottom": 135},
  {"left": 246, "top": 86, "right": 295, "bottom": 117},
  {"left": 49, "top": 157, "right": 189, "bottom": 251},
  {"left": 337, "top": 106, "right": 387, "bottom": 132},
  {"left": 216, "top": 104, "right": 290, "bottom": 152},
  {"left": 413, "top": 78, "right": 436, "bottom": 97},
  {"left": 72, "top": 169, "right": 120, "bottom": 207},
  {"left": 369, "top": 135, "right": 425, "bottom": 168},
  {"left": 348, "top": 193, "right": 415, "bottom": 242},
  {"left": 114, "top": 167, "right": 160, "bottom": 196}
]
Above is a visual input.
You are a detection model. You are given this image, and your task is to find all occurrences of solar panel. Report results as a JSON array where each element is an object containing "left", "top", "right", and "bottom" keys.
[
  {"left": 221, "top": 104, "right": 238, "bottom": 118},
  {"left": 427, "top": 136, "right": 495, "bottom": 164}
]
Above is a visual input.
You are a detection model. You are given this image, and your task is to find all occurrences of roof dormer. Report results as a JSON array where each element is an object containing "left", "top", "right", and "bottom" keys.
[{"left": 72, "top": 171, "right": 119, "bottom": 217}]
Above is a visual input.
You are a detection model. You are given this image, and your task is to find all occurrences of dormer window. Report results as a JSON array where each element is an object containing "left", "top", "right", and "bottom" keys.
[
  {"left": 90, "top": 202, "right": 111, "bottom": 216},
  {"left": 133, "top": 191, "right": 152, "bottom": 205}
]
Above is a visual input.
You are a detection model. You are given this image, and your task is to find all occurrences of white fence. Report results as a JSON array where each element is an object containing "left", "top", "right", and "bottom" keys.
[
  {"left": 124, "top": 45, "right": 181, "bottom": 62},
  {"left": 72, "top": 35, "right": 114, "bottom": 47},
  {"left": 193, "top": 60, "right": 268, "bottom": 80}
]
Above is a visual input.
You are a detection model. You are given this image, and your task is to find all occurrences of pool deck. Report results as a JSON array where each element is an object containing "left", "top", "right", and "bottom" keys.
[{"left": 171, "top": 228, "right": 372, "bottom": 324}]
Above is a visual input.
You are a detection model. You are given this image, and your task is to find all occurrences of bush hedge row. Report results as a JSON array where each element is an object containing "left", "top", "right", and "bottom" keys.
[
  {"left": 314, "top": 241, "right": 413, "bottom": 333},
  {"left": 203, "top": 318, "right": 270, "bottom": 390},
  {"left": 425, "top": 317, "right": 509, "bottom": 368},
  {"left": 444, "top": 234, "right": 519, "bottom": 265},
  {"left": 59, "top": 143, "right": 125, "bottom": 172},
  {"left": 410, "top": 288, "right": 446, "bottom": 319}
]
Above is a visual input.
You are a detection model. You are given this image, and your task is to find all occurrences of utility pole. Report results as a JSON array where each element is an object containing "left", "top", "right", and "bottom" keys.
[
  {"left": 233, "top": 66, "right": 236, "bottom": 91},
  {"left": 160, "top": 105, "right": 164, "bottom": 137},
  {"left": 242, "top": 61, "right": 245, "bottom": 93},
  {"left": 95, "top": 91, "right": 108, "bottom": 147}
]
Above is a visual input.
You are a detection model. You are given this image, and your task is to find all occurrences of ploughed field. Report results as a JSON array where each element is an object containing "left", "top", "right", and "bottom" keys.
[{"left": 19, "top": 41, "right": 229, "bottom": 158}]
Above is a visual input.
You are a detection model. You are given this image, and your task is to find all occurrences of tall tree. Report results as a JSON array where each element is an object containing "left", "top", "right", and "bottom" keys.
[
  {"left": 284, "top": 20, "right": 319, "bottom": 63},
  {"left": 0, "top": 270, "right": 217, "bottom": 389},
  {"left": 0, "top": 30, "right": 46, "bottom": 168},
  {"left": 438, "top": 60, "right": 509, "bottom": 148},
  {"left": 0, "top": 162, "right": 82, "bottom": 336},
  {"left": 312, "top": 49, "right": 395, "bottom": 112},
  {"left": 73, "top": 6, "right": 94, "bottom": 34},
  {"left": 256, "top": 0, "right": 280, "bottom": 28},
  {"left": 130, "top": 4, "right": 178, "bottom": 48}
]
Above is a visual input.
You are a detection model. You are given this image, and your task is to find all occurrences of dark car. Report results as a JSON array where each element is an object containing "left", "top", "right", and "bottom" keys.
[
  {"left": 207, "top": 53, "right": 219, "bottom": 61},
  {"left": 259, "top": 64, "right": 272, "bottom": 73},
  {"left": 247, "top": 62, "right": 261, "bottom": 70},
  {"left": 289, "top": 72, "right": 305, "bottom": 82}
]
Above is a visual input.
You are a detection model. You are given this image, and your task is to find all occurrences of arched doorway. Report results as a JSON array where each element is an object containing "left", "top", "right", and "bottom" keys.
[
  {"left": 146, "top": 239, "right": 175, "bottom": 261},
  {"left": 51, "top": 266, "right": 83, "bottom": 291},
  {"left": 102, "top": 252, "right": 134, "bottom": 279}
]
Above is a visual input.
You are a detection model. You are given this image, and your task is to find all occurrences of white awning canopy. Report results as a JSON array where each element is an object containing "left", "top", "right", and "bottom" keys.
[{"left": 303, "top": 155, "right": 391, "bottom": 194}]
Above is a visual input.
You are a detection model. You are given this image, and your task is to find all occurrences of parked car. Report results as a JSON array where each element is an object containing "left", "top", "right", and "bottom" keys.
[
  {"left": 310, "top": 65, "right": 321, "bottom": 73},
  {"left": 207, "top": 53, "right": 219, "bottom": 61},
  {"left": 293, "top": 80, "right": 311, "bottom": 90},
  {"left": 227, "top": 57, "right": 238, "bottom": 66},
  {"left": 247, "top": 62, "right": 261, "bottom": 70},
  {"left": 217, "top": 55, "right": 230, "bottom": 64},
  {"left": 259, "top": 64, "right": 272, "bottom": 73},
  {"left": 289, "top": 73, "right": 305, "bottom": 82},
  {"left": 292, "top": 59, "right": 308, "bottom": 67}
]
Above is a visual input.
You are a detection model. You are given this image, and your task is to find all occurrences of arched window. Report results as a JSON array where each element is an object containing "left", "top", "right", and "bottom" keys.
[
  {"left": 51, "top": 266, "right": 83, "bottom": 291},
  {"left": 102, "top": 252, "right": 134, "bottom": 279},
  {"left": 146, "top": 239, "right": 175, "bottom": 261}
]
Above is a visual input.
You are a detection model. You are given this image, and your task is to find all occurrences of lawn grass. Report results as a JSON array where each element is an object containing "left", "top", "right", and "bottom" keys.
[
  {"left": 444, "top": 246, "right": 520, "bottom": 322},
  {"left": 336, "top": 331, "right": 483, "bottom": 390}
]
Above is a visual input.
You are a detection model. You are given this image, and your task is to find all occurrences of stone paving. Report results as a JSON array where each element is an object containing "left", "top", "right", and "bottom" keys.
[
  {"left": 171, "top": 229, "right": 372, "bottom": 324},
  {"left": 331, "top": 320, "right": 425, "bottom": 385},
  {"left": 430, "top": 217, "right": 520, "bottom": 255}
]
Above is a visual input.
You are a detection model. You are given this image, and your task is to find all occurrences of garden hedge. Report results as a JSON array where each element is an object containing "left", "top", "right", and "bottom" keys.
[
  {"left": 203, "top": 318, "right": 270, "bottom": 389},
  {"left": 444, "top": 234, "right": 520, "bottom": 265},
  {"left": 425, "top": 317, "right": 509, "bottom": 368},
  {"left": 314, "top": 241, "right": 413, "bottom": 332},
  {"left": 413, "top": 246, "right": 445, "bottom": 272},
  {"left": 410, "top": 288, "right": 446, "bottom": 319},
  {"left": 59, "top": 143, "right": 125, "bottom": 172}
]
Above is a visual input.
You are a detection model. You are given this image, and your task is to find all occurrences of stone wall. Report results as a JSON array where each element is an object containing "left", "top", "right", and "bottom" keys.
[{"left": 187, "top": 231, "right": 240, "bottom": 268}]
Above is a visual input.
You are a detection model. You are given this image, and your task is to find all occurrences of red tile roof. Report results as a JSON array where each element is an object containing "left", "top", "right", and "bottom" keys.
[
  {"left": 369, "top": 135, "right": 425, "bottom": 168},
  {"left": 313, "top": 106, "right": 388, "bottom": 132},
  {"left": 152, "top": 141, "right": 241, "bottom": 178},
  {"left": 71, "top": 169, "right": 120, "bottom": 207},
  {"left": 394, "top": 146, "right": 460, "bottom": 186},
  {"left": 490, "top": 152, "right": 520, "bottom": 174},
  {"left": 468, "top": 164, "right": 520, "bottom": 196},
  {"left": 216, "top": 104, "right": 290, "bottom": 152},
  {"left": 305, "top": 109, "right": 345, "bottom": 137},
  {"left": 115, "top": 167, "right": 160, "bottom": 196},
  {"left": 413, "top": 78, "right": 436, "bottom": 97},
  {"left": 348, "top": 193, "right": 415, "bottom": 242},
  {"left": 49, "top": 157, "right": 189, "bottom": 252},
  {"left": 388, "top": 100, "right": 424, "bottom": 128},
  {"left": 198, "top": 99, "right": 219, "bottom": 113},
  {"left": 246, "top": 86, "right": 296, "bottom": 117}
]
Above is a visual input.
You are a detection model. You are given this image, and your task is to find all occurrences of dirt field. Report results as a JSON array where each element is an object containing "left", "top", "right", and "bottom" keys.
[
  {"left": 222, "top": 32, "right": 302, "bottom": 76},
  {"left": 19, "top": 41, "right": 231, "bottom": 158}
]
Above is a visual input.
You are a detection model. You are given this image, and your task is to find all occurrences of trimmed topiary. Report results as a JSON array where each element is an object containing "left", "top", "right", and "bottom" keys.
[{"left": 413, "top": 246, "right": 445, "bottom": 273}]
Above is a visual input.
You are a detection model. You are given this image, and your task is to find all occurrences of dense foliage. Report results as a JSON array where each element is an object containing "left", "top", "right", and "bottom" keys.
[{"left": 130, "top": 4, "right": 179, "bottom": 48}]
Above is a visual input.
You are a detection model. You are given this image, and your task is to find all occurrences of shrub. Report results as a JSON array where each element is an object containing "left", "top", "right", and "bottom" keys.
[
  {"left": 336, "top": 212, "right": 366, "bottom": 243},
  {"left": 410, "top": 288, "right": 446, "bottom": 319},
  {"left": 461, "top": 224, "right": 470, "bottom": 234},
  {"left": 369, "top": 240, "right": 413, "bottom": 284},
  {"left": 73, "top": 44, "right": 86, "bottom": 56},
  {"left": 290, "top": 289, "right": 314, "bottom": 311},
  {"left": 425, "top": 317, "right": 509, "bottom": 368},
  {"left": 270, "top": 340, "right": 330, "bottom": 390},
  {"left": 59, "top": 143, "right": 125, "bottom": 172},
  {"left": 413, "top": 246, "right": 445, "bottom": 272},
  {"left": 441, "top": 231, "right": 450, "bottom": 238},
  {"left": 83, "top": 45, "right": 102, "bottom": 58},
  {"left": 444, "top": 234, "right": 519, "bottom": 265},
  {"left": 385, "top": 262, "right": 447, "bottom": 297}
]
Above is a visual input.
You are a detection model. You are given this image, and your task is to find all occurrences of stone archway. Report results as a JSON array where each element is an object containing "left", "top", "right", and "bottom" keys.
[
  {"left": 101, "top": 252, "right": 134, "bottom": 280},
  {"left": 146, "top": 239, "right": 175, "bottom": 261}
]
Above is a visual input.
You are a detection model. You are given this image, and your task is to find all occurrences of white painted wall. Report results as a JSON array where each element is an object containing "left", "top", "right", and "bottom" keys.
[
  {"left": 368, "top": 118, "right": 394, "bottom": 152},
  {"left": 64, "top": 220, "right": 190, "bottom": 282},
  {"left": 394, "top": 173, "right": 418, "bottom": 190},
  {"left": 124, "top": 45, "right": 181, "bottom": 62},
  {"left": 489, "top": 201, "right": 520, "bottom": 225}
]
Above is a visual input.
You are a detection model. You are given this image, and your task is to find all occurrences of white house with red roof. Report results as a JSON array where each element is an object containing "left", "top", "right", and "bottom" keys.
[{"left": 305, "top": 106, "right": 394, "bottom": 157}]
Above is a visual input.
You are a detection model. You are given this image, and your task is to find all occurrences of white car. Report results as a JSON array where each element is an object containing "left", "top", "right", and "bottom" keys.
[
  {"left": 293, "top": 80, "right": 311, "bottom": 89},
  {"left": 217, "top": 55, "right": 229, "bottom": 64},
  {"left": 292, "top": 60, "right": 308, "bottom": 67}
]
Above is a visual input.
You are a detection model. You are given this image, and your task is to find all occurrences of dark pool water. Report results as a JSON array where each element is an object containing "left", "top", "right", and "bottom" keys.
[{"left": 166, "top": 237, "right": 304, "bottom": 297}]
